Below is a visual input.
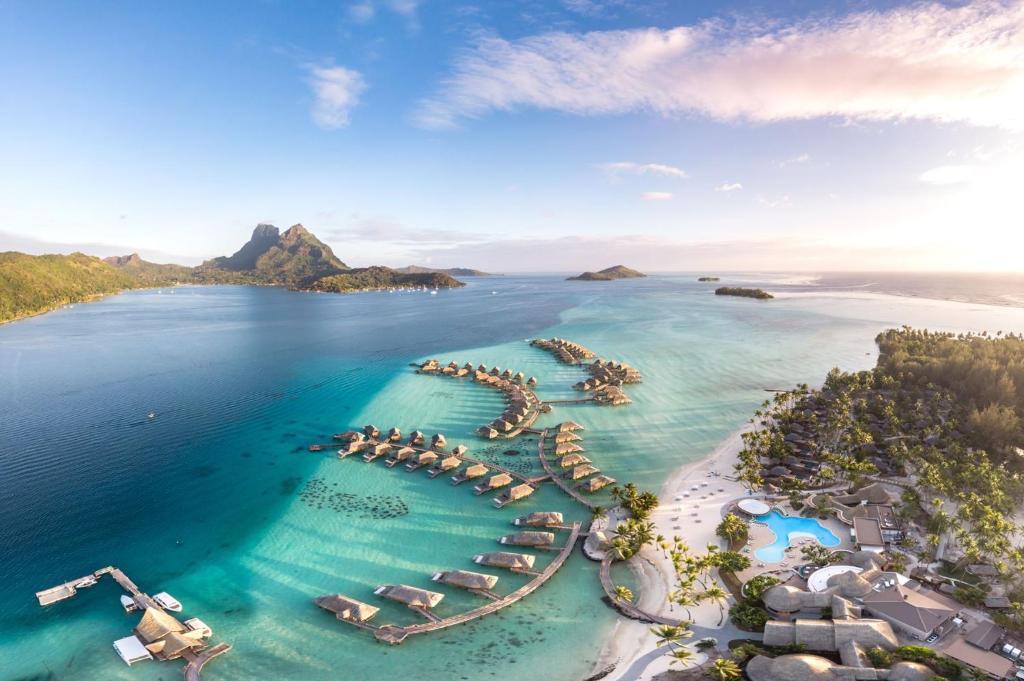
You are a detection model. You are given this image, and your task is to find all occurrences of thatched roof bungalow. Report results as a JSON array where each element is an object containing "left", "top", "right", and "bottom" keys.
[
  {"left": 579, "top": 475, "right": 615, "bottom": 492},
  {"left": 432, "top": 570, "right": 499, "bottom": 591},
  {"left": 414, "top": 451, "right": 437, "bottom": 465},
  {"left": 431, "top": 433, "right": 447, "bottom": 449},
  {"left": 475, "top": 472, "right": 513, "bottom": 494},
  {"left": 474, "top": 552, "right": 536, "bottom": 571},
  {"left": 527, "top": 376, "right": 538, "bottom": 386},
  {"left": 363, "top": 424, "right": 380, "bottom": 439},
  {"left": 334, "top": 430, "right": 364, "bottom": 442},
  {"left": 501, "top": 531, "right": 555, "bottom": 547},
  {"left": 516, "top": 511, "right": 564, "bottom": 527},
  {"left": 560, "top": 453, "right": 591, "bottom": 468},
  {"left": 489, "top": 367, "right": 501, "bottom": 376},
  {"left": 314, "top": 594, "right": 380, "bottom": 623},
  {"left": 409, "top": 430, "right": 425, "bottom": 445},
  {"left": 386, "top": 427, "right": 401, "bottom": 442},
  {"left": 554, "top": 442, "right": 584, "bottom": 456},
  {"left": 494, "top": 483, "right": 535, "bottom": 507},
  {"left": 491, "top": 419, "right": 514, "bottom": 432},
  {"left": 502, "top": 368, "right": 513, "bottom": 378},
  {"left": 558, "top": 421, "right": 584, "bottom": 432},
  {"left": 374, "top": 584, "right": 444, "bottom": 609},
  {"left": 554, "top": 432, "right": 581, "bottom": 444},
  {"left": 371, "top": 443, "right": 390, "bottom": 456},
  {"left": 347, "top": 440, "right": 368, "bottom": 453},
  {"left": 451, "top": 444, "right": 468, "bottom": 456},
  {"left": 438, "top": 455, "right": 460, "bottom": 470},
  {"left": 568, "top": 464, "right": 599, "bottom": 480},
  {"left": 478, "top": 426, "right": 498, "bottom": 439}
]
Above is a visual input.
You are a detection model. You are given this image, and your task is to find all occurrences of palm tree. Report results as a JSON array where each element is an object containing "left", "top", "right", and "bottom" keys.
[
  {"left": 591, "top": 505, "right": 607, "bottom": 521},
  {"left": 706, "top": 658, "right": 742, "bottom": 681},
  {"left": 702, "top": 585, "right": 729, "bottom": 626},
  {"left": 669, "top": 647, "right": 696, "bottom": 668},
  {"left": 650, "top": 624, "right": 692, "bottom": 648},
  {"left": 614, "top": 585, "right": 634, "bottom": 604}
]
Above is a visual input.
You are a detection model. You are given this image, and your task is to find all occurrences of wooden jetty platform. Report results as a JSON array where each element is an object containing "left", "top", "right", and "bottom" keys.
[
  {"left": 542, "top": 398, "right": 596, "bottom": 406},
  {"left": 373, "top": 522, "right": 582, "bottom": 644},
  {"left": 183, "top": 643, "right": 232, "bottom": 681},
  {"left": 598, "top": 554, "right": 683, "bottom": 626},
  {"left": 537, "top": 430, "right": 597, "bottom": 510}
]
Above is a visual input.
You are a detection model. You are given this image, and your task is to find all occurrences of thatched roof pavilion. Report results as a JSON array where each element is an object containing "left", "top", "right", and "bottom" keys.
[
  {"left": 464, "top": 463, "right": 488, "bottom": 479},
  {"left": 579, "top": 475, "right": 614, "bottom": 492},
  {"left": 560, "top": 453, "right": 591, "bottom": 468},
  {"left": 507, "top": 483, "right": 534, "bottom": 501},
  {"left": 516, "top": 511, "right": 564, "bottom": 527},
  {"left": 432, "top": 570, "right": 499, "bottom": 591},
  {"left": 144, "top": 631, "right": 204, "bottom": 659},
  {"left": 476, "top": 472, "right": 513, "bottom": 492},
  {"left": 745, "top": 654, "right": 844, "bottom": 681},
  {"left": 136, "top": 607, "right": 186, "bottom": 643},
  {"left": 409, "top": 430, "right": 425, "bottom": 445},
  {"left": 438, "top": 455, "right": 460, "bottom": 470},
  {"left": 557, "top": 421, "right": 584, "bottom": 432},
  {"left": 363, "top": 424, "right": 380, "bottom": 439},
  {"left": 554, "top": 432, "right": 581, "bottom": 444},
  {"left": 568, "top": 464, "right": 599, "bottom": 480},
  {"left": 451, "top": 444, "right": 468, "bottom": 456},
  {"left": 431, "top": 433, "right": 447, "bottom": 448},
  {"left": 386, "top": 426, "right": 401, "bottom": 442},
  {"left": 414, "top": 451, "right": 438, "bottom": 465},
  {"left": 314, "top": 594, "right": 380, "bottom": 623},
  {"left": 501, "top": 531, "right": 555, "bottom": 547},
  {"left": 554, "top": 442, "right": 584, "bottom": 455},
  {"left": 527, "top": 376, "right": 538, "bottom": 386},
  {"left": 474, "top": 552, "right": 536, "bottom": 570},
  {"left": 375, "top": 584, "right": 444, "bottom": 609},
  {"left": 478, "top": 426, "right": 498, "bottom": 439}
]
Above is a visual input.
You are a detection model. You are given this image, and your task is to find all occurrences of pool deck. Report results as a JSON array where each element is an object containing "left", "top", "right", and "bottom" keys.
[{"left": 734, "top": 507, "right": 854, "bottom": 585}]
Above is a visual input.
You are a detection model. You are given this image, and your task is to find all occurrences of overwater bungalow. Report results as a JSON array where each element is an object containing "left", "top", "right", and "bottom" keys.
[
  {"left": 406, "top": 450, "right": 437, "bottom": 471},
  {"left": 409, "top": 430, "right": 425, "bottom": 446},
  {"left": 559, "top": 453, "right": 591, "bottom": 468},
  {"left": 363, "top": 443, "right": 390, "bottom": 462},
  {"left": 513, "top": 371, "right": 525, "bottom": 383},
  {"left": 346, "top": 440, "right": 368, "bottom": 454},
  {"left": 386, "top": 427, "right": 402, "bottom": 442},
  {"left": 463, "top": 362, "right": 474, "bottom": 371},
  {"left": 527, "top": 377, "right": 538, "bottom": 386},
  {"left": 363, "top": 424, "right": 381, "bottom": 439},
  {"left": 473, "top": 472, "right": 513, "bottom": 495},
  {"left": 385, "top": 446, "right": 416, "bottom": 467},
  {"left": 428, "top": 455, "right": 461, "bottom": 478},
  {"left": 313, "top": 594, "right": 380, "bottom": 623},
  {"left": 554, "top": 442, "right": 584, "bottom": 456},
  {"left": 489, "top": 367, "right": 501, "bottom": 376},
  {"left": 455, "top": 367, "right": 469, "bottom": 377},
  {"left": 474, "top": 370, "right": 489, "bottom": 382},
  {"left": 333, "top": 430, "right": 364, "bottom": 442},
  {"left": 431, "top": 433, "right": 447, "bottom": 449},
  {"left": 557, "top": 421, "right": 584, "bottom": 432},
  {"left": 432, "top": 570, "right": 499, "bottom": 593},
  {"left": 477, "top": 364, "right": 488, "bottom": 373},
  {"left": 134, "top": 607, "right": 205, "bottom": 661},
  {"left": 500, "top": 531, "right": 555, "bottom": 547},
  {"left": 567, "top": 464, "right": 599, "bottom": 480},
  {"left": 374, "top": 584, "right": 445, "bottom": 610},
  {"left": 553, "top": 432, "right": 581, "bottom": 444},
  {"left": 451, "top": 463, "right": 488, "bottom": 485},
  {"left": 419, "top": 359, "right": 439, "bottom": 372},
  {"left": 501, "top": 368, "right": 513, "bottom": 378},
  {"left": 451, "top": 444, "right": 468, "bottom": 456},
  {"left": 579, "top": 475, "right": 615, "bottom": 493},
  {"left": 515, "top": 511, "right": 564, "bottom": 527},
  {"left": 473, "top": 551, "right": 536, "bottom": 572},
  {"left": 491, "top": 419, "right": 514, "bottom": 433},
  {"left": 477, "top": 426, "right": 498, "bottom": 439},
  {"left": 493, "top": 483, "right": 535, "bottom": 508}
]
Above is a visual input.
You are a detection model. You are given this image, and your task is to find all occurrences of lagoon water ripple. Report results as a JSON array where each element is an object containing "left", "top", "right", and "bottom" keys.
[{"left": 2, "top": 275, "right": 1023, "bottom": 680}]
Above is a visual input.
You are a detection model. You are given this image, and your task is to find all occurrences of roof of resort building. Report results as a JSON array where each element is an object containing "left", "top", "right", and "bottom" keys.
[
  {"left": 827, "top": 570, "right": 875, "bottom": 599},
  {"left": 463, "top": 463, "right": 488, "bottom": 478},
  {"left": 737, "top": 499, "right": 771, "bottom": 515},
  {"left": 763, "top": 584, "right": 831, "bottom": 613},
  {"left": 807, "top": 565, "right": 864, "bottom": 593},
  {"left": 763, "top": 618, "right": 898, "bottom": 653},
  {"left": 848, "top": 551, "right": 883, "bottom": 569},
  {"left": 557, "top": 421, "right": 584, "bottom": 432},
  {"left": 967, "top": 563, "right": 999, "bottom": 577},
  {"left": 433, "top": 570, "right": 499, "bottom": 591},
  {"left": 745, "top": 654, "right": 847, "bottom": 681},
  {"left": 941, "top": 637, "right": 1015, "bottom": 678},
  {"left": 559, "top": 453, "right": 591, "bottom": 467},
  {"left": 580, "top": 475, "right": 614, "bottom": 492},
  {"left": 439, "top": 456, "right": 460, "bottom": 469},
  {"left": 554, "top": 442, "right": 584, "bottom": 455},
  {"left": 886, "top": 662, "right": 934, "bottom": 681},
  {"left": 451, "top": 445, "right": 468, "bottom": 455},
  {"left": 964, "top": 620, "right": 1003, "bottom": 650},
  {"left": 852, "top": 517, "right": 885, "bottom": 548},
  {"left": 553, "top": 432, "right": 581, "bottom": 443},
  {"left": 415, "top": 451, "right": 437, "bottom": 463},
  {"left": 861, "top": 585, "right": 956, "bottom": 635},
  {"left": 569, "top": 464, "right": 599, "bottom": 480},
  {"left": 135, "top": 607, "right": 186, "bottom": 643},
  {"left": 502, "top": 531, "right": 555, "bottom": 546},
  {"left": 506, "top": 483, "right": 535, "bottom": 500},
  {"left": 518, "top": 511, "right": 563, "bottom": 526},
  {"left": 484, "top": 473, "right": 513, "bottom": 488},
  {"left": 394, "top": 446, "right": 416, "bottom": 458},
  {"left": 833, "top": 482, "right": 902, "bottom": 506},
  {"left": 144, "top": 631, "right": 204, "bottom": 658},
  {"left": 474, "top": 552, "right": 536, "bottom": 569},
  {"left": 313, "top": 595, "right": 380, "bottom": 622},
  {"left": 375, "top": 584, "right": 444, "bottom": 608}
]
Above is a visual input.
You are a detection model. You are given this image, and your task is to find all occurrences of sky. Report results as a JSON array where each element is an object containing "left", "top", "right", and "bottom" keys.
[{"left": 0, "top": 0, "right": 1022, "bottom": 272}]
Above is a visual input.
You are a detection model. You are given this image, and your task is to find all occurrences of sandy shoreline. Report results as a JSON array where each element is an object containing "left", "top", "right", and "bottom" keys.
[{"left": 592, "top": 423, "right": 756, "bottom": 681}]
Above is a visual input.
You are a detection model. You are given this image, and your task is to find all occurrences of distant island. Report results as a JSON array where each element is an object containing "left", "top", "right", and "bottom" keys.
[
  {"left": 394, "top": 265, "right": 491, "bottom": 277},
  {"left": 714, "top": 286, "right": 773, "bottom": 300},
  {"left": 0, "top": 224, "right": 468, "bottom": 323},
  {"left": 697, "top": 276, "right": 720, "bottom": 282},
  {"left": 567, "top": 265, "right": 646, "bottom": 281}
]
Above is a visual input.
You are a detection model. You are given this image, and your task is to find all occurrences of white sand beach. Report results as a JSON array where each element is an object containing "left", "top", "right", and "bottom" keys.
[{"left": 593, "top": 424, "right": 755, "bottom": 681}]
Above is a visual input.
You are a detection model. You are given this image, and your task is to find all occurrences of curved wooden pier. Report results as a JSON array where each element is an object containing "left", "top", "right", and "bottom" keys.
[
  {"left": 598, "top": 554, "right": 683, "bottom": 626},
  {"left": 374, "top": 522, "right": 583, "bottom": 644},
  {"left": 537, "top": 430, "right": 597, "bottom": 510},
  {"left": 183, "top": 643, "right": 231, "bottom": 681}
]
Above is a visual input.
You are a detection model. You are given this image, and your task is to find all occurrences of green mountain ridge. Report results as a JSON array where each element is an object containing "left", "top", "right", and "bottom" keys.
[
  {"left": 567, "top": 265, "right": 646, "bottom": 281},
  {"left": 394, "top": 265, "right": 492, "bottom": 277}
]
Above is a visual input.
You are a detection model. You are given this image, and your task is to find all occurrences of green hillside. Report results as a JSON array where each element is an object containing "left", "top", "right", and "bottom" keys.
[{"left": 311, "top": 266, "right": 465, "bottom": 292}]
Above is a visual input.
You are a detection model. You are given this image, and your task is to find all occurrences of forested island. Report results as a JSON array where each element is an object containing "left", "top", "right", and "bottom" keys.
[
  {"left": 394, "top": 265, "right": 490, "bottom": 277},
  {"left": 568, "top": 265, "right": 646, "bottom": 281},
  {"left": 0, "top": 224, "right": 468, "bottom": 323},
  {"left": 698, "top": 276, "right": 720, "bottom": 282},
  {"left": 714, "top": 286, "right": 773, "bottom": 299},
  {"left": 734, "top": 327, "right": 1024, "bottom": 635}
]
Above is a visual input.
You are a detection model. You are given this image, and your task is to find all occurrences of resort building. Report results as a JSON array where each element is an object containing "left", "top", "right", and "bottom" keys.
[
  {"left": 851, "top": 517, "right": 886, "bottom": 553},
  {"left": 745, "top": 655, "right": 934, "bottom": 681},
  {"left": 860, "top": 584, "right": 957, "bottom": 641},
  {"left": 134, "top": 607, "right": 206, "bottom": 661},
  {"left": 432, "top": 570, "right": 499, "bottom": 593},
  {"left": 314, "top": 595, "right": 380, "bottom": 623},
  {"left": 374, "top": 584, "right": 444, "bottom": 610},
  {"left": 579, "top": 475, "right": 615, "bottom": 493},
  {"left": 515, "top": 512, "right": 563, "bottom": 527},
  {"left": 474, "top": 552, "right": 536, "bottom": 572},
  {"left": 500, "top": 531, "right": 555, "bottom": 547}
]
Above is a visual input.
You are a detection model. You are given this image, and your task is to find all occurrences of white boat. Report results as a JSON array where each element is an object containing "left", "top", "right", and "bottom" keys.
[
  {"left": 184, "top": 617, "right": 212, "bottom": 638},
  {"left": 120, "top": 594, "right": 138, "bottom": 613},
  {"left": 153, "top": 592, "right": 182, "bottom": 612},
  {"left": 430, "top": 290, "right": 438, "bottom": 295}
]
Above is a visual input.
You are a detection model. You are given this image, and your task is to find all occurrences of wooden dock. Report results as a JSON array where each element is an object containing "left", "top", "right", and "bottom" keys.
[
  {"left": 598, "top": 554, "right": 683, "bottom": 626},
  {"left": 183, "top": 643, "right": 232, "bottom": 681},
  {"left": 373, "top": 522, "right": 582, "bottom": 644},
  {"left": 536, "top": 430, "right": 597, "bottom": 510},
  {"left": 542, "top": 398, "right": 596, "bottom": 405}
]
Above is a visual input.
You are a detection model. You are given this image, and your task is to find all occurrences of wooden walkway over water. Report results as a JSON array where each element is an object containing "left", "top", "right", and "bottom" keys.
[
  {"left": 536, "top": 429, "right": 597, "bottom": 510},
  {"left": 373, "top": 521, "right": 583, "bottom": 644},
  {"left": 183, "top": 644, "right": 232, "bottom": 681},
  {"left": 598, "top": 554, "right": 683, "bottom": 626}
]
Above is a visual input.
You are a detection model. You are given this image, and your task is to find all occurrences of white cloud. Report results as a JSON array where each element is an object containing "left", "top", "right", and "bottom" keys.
[
  {"left": 600, "top": 161, "right": 688, "bottom": 178},
  {"left": 919, "top": 164, "right": 978, "bottom": 184},
  {"left": 777, "top": 153, "right": 810, "bottom": 168},
  {"left": 348, "top": 2, "right": 375, "bottom": 23},
  {"left": 306, "top": 65, "right": 367, "bottom": 129},
  {"left": 757, "top": 194, "right": 791, "bottom": 208},
  {"left": 414, "top": 0, "right": 1024, "bottom": 130},
  {"left": 641, "top": 191, "right": 673, "bottom": 200},
  {"left": 715, "top": 182, "right": 742, "bottom": 192}
]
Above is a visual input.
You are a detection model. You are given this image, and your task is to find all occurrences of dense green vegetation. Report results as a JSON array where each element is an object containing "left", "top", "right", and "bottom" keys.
[
  {"left": 311, "top": 266, "right": 465, "bottom": 292},
  {"left": 0, "top": 252, "right": 144, "bottom": 322},
  {"left": 194, "top": 223, "right": 347, "bottom": 286},
  {"left": 698, "top": 276, "right": 720, "bottom": 282},
  {"left": 567, "top": 265, "right": 646, "bottom": 281},
  {"left": 714, "top": 286, "right": 773, "bottom": 300},
  {"left": 103, "top": 253, "right": 194, "bottom": 285},
  {"left": 395, "top": 265, "right": 491, "bottom": 276}
]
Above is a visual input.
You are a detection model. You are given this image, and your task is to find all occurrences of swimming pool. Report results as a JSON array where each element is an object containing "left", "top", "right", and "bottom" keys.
[{"left": 754, "top": 510, "right": 841, "bottom": 562}]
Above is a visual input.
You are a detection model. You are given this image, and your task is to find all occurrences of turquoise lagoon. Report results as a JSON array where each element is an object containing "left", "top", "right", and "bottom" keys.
[
  {"left": 3, "top": 275, "right": 1024, "bottom": 680},
  {"left": 754, "top": 510, "right": 841, "bottom": 563}
]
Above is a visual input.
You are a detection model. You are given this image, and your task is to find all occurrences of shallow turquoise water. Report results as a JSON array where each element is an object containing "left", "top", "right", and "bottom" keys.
[
  {"left": 3, "top": 275, "right": 1024, "bottom": 680},
  {"left": 754, "top": 510, "right": 841, "bottom": 562}
]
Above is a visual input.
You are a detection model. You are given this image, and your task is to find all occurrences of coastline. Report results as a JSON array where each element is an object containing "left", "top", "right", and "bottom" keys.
[{"left": 593, "top": 423, "right": 755, "bottom": 681}]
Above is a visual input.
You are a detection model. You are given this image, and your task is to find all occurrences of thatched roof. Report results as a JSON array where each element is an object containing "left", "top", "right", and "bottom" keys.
[
  {"left": 387, "top": 426, "right": 401, "bottom": 438},
  {"left": 363, "top": 424, "right": 380, "bottom": 437},
  {"left": 135, "top": 607, "right": 186, "bottom": 643},
  {"left": 464, "top": 463, "right": 488, "bottom": 478},
  {"left": 554, "top": 432, "right": 581, "bottom": 443},
  {"left": 451, "top": 445, "right": 468, "bottom": 456},
  {"left": 409, "top": 430, "right": 424, "bottom": 443},
  {"left": 560, "top": 453, "right": 591, "bottom": 468},
  {"left": 439, "top": 455, "right": 460, "bottom": 470},
  {"left": 474, "top": 552, "right": 536, "bottom": 569},
  {"left": 519, "top": 511, "right": 563, "bottom": 526},
  {"left": 580, "top": 475, "right": 614, "bottom": 491},
  {"left": 144, "top": 631, "right": 203, "bottom": 658},
  {"left": 416, "top": 451, "right": 438, "bottom": 464},
  {"left": 492, "top": 419, "right": 513, "bottom": 432},
  {"left": 371, "top": 443, "right": 390, "bottom": 455},
  {"left": 763, "top": 585, "right": 829, "bottom": 613},
  {"left": 554, "top": 442, "right": 584, "bottom": 455},
  {"left": 314, "top": 594, "right": 380, "bottom": 622},
  {"left": 569, "top": 464, "right": 599, "bottom": 480},
  {"left": 375, "top": 584, "right": 444, "bottom": 608},
  {"left": 393, "top": 446, "right": 415, "bottom": 460},
  {"left": 828, "top": 570, "right": 874, "bottom": 599},
  {"left": 557, "top": 421, "right": 584, "bottom": 432},
  {"left": 483, "top": 472, "right": 513, "bottom": 488},
  {"left": 745, "top": 654, "right": 840, "bottom": 681},
  {"left": 887, "top": 662, "right": 935, "bottom": 681},
  {"left": 502, "top": 531, "right": 555, "bottom": 546},
  {"left": 507, "top": 483, "right": 535, "bottom": 500},
  {"left": 431, "top": 433, "right": 447, "bottom": 446},
  {"left": 433, "top": 570, "right": 499, "bottom": 591},
  {"left": 478, "top": 426, "right": 498, "bottom": 438}
]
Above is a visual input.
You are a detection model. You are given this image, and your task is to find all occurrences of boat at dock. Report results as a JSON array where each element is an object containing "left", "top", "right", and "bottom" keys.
[{"left": 153, "top": 592, "right": 182, "bottom": 612}]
